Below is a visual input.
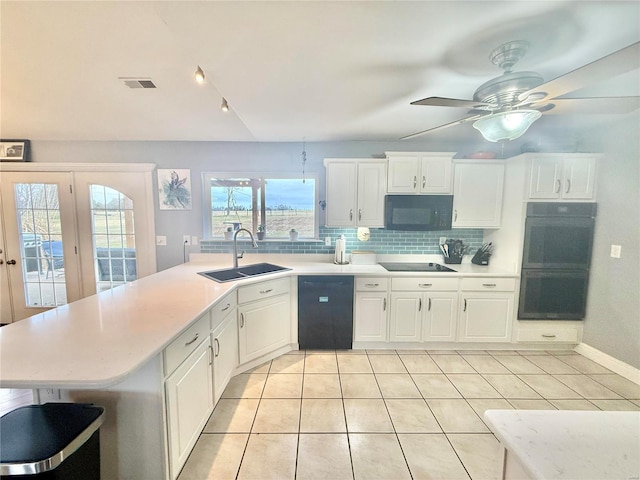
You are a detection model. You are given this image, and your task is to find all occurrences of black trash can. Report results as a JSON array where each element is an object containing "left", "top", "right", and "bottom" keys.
[{"left": 0, "top": 403, "right": 104, "bottom": 479}]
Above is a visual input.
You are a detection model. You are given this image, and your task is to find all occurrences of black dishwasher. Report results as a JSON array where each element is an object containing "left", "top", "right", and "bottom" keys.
[{"left": 298, "top": 276, "right": 354, "bottom": 350}]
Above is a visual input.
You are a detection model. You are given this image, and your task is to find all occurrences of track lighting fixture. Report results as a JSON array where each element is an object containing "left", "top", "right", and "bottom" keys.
[
  {"left": 221, "top": 98, "right": 229, "bottom": 112},
  {"left": 194, "top": 66, "right": 205, "bottom": 84}
]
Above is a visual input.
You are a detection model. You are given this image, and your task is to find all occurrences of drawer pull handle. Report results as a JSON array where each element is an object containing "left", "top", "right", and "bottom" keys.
[
  {"left": 260, "top": 289, "right": 273, "bottom": 294},
  {"left": 208, "top": 345, "right": 213, "bottom": 365},
  {"left": 359, "top": 209, "right": 362, "bottom": 221},
  {"left": 463, "top": 299, "right": 467, "bottom": 312},
  {"left": 349, "top": 209, "right": 353, "bottom": 221},
  {"left": 555, "top": 179, "right": 561, "bottom": 193},
  {"left": 419, "top": 283, "right": 433, "bottom": 288},
  {"left": 413, "top": 176, "right": 417, "bottom": 188},
  {"left": 383, "top": 298, "right": 387, "bottom": 311},
  {"left": 428, "top": 298, "right": 432, "bottom": 311},
  {"left": 240, "top": 314, "right": 245, "bottom": 328},
  {"left": 214, "top": 338, "right": 220, "bottom": 357},
  {"left": 185, "top": 333, "right": 199, "bottom": 346},
  {"left": 365, "top": 283, "right": 379, "bottom": 287},
  {"left": 422, "top": 175, "right": 426, "bottom": 188},
  {"left": 221, "top": 303, "right": 231, "bottom": 312},
  {"left": 482, "top": 283, "right": 497, "bottom": 288},
  {"left": 418, "top": 298, "right": 422, "bottom": 311},
  {"left": 542, "top": 334, "right": 557, "bottom": 338},
  {"left": 565, "top": 179, "right": 571, "bottom": 194}
]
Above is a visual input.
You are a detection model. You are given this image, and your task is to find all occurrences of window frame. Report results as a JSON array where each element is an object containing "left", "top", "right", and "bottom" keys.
[{"left": 202, "top": 171, "right": 319, "bottom": 240}]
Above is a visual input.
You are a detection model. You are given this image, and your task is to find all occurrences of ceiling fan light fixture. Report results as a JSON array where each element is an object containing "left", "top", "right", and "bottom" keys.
[
  {"left": 221, "top": 97, "right": 229, "bottom": 112},
  {"left": 472, "top": 109, "right": 541, "bottom": 142},
  {"left": 194, "top": 66, "right": 205, "bottom": 84}
]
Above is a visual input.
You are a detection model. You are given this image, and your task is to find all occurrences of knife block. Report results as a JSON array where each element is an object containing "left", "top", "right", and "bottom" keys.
[{"left": 471, "top": 249, "right": 490, "bottom": 265}]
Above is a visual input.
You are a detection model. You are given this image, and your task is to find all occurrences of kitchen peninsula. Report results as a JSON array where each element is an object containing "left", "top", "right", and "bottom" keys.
[{"left": 0, "top": 254, "right": 519, "bottom": 479}]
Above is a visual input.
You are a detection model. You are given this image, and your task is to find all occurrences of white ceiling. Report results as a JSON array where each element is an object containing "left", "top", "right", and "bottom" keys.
[{"left": 1, "top": 1, "right": 639, "bottom": 144}]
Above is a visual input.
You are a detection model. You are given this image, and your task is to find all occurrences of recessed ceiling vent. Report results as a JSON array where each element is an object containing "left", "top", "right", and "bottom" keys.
[{"left": 120, "top": 78, "right": 157, "bottom": 89}]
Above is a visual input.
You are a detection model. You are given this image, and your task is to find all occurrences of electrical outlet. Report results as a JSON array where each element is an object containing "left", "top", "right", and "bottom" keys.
[
  {"left": 183, "top": 235, "right": 191, "bottom": 246},
  {"left": 610, "top": 244, "right": 622, "bottom": 258},
  {"left": 39, "top": 388, "right": 60, "bottom": 401},
  {"left": 191, "top": 236, "right": 199, "bottom": 246},
  {"left": 156, "top": 235, "right": 167, "bottom": 246},
  {"left": 325, "top": 237, "right": 332, "bottom": 246}
]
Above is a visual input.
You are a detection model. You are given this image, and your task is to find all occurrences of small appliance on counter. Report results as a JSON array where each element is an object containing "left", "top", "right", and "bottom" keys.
[
  {"left": 440, "top": 239, "right": 466, "bottom": 264},
  {"left": 471, "top": 243, "right": 493, "bottom": 265},
  {"left": 334, "top": 235, "right": 348, "bottom": 265},
  {"left": 349, "top": 250, "right": 377, "bottom": 265}
]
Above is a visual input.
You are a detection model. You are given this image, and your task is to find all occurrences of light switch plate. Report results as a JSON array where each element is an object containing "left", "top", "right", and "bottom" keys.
[
  {"left": 325, "top": 237, "right": 331, "bottom": 246},
  {"left": 191, "top": 236, "right": 199, "bottom": 246},
  {"left": 610, "top": 244, "right": 622, "bottom": 258},
  {"left": 156, "top": 235, "right": 167, "bottom": 246}
]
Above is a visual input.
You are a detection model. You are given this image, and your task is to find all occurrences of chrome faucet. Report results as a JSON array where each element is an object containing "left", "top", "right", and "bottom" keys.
[{"left": 233, "top": 228, "right": 258, "bottom": 268}]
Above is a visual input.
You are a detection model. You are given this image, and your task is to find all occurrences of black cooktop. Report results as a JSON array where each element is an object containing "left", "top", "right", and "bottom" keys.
[{"left": 379, "top": 262, "right": 456, "bottom": 272}]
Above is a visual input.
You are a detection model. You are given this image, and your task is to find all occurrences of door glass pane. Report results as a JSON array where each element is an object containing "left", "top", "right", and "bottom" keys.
[
  {"left": 90, "top": 185, "right": 137, "bottom": 292},
  {"left": 14, "top": 183, "right": 67, "bottom": 307}
]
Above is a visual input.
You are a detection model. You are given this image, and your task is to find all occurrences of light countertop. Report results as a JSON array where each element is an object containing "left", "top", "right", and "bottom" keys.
[
  {"left": 484, "top": 409, "right": 640, "bottom": 480},
  {"left": 0, "top": 254, "right": 516, "bottom": 390}
]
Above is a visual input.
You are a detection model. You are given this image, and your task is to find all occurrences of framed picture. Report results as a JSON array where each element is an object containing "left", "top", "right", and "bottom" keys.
[
  {"left": 0, "top": 140, "right": 30, "bottom": 162},
  {"left": 158, "top": 168, "right": 192, "bottom": 210}
]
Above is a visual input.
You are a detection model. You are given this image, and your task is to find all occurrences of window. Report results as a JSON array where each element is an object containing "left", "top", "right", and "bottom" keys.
[{"left": 203, "top": 173, "right": 318, "bottom": 239}]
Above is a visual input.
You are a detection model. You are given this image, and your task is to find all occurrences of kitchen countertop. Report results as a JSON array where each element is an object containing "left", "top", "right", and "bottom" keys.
[
  {"left": 0, "top": 254, "right": 516, "bottom": 390},
  {"left": 484, "top": 409, "right": 640, "bottom": 480}
]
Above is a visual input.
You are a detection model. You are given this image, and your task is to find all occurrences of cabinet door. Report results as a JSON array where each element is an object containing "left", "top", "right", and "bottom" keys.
[
  {"left": 238, "top": 293, "right": 291, "bottom": 364},
  {"left": 458, "top": 293, "right": 514, "bottom": 342},
  {"left": 165, "top": 338, "right": 214, "bottom": 479},
  {"left": 325, "top": 161, "right": 357, "bottom": 226},
  {"left": 529, "top": 157, "right": 562, "bottom": 199},
  {"left": 354, "top": 292, "right": 388, "bottom": 342},
  {"left": 453, "top": 162, "right": 504, "bottom": 228},
  {"left": 423, "top": 293, "right": 458, "bottom": 342},
  {"left": 562, "top": 156, "right": 597, "bottom": 200},
  {"left": 387, "top": 155, "right": 420, "bottom": 193},
  {"left": 420, "top": 156, "right": 453, "bottom": 193},
  {"left": 389, "top": 293, "right": 422, "bottom": 342},
  {"left": 357, "top": 162, "right": 386, "bottom": 227},
  {"left": 212, "top": 313, "right": 238, "bottom": 403}
]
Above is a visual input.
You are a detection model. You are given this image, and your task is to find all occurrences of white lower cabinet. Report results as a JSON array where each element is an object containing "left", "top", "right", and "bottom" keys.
[
  {"left": 165, "top": 338, "right": 214, "bottom": 479},
  {"left": 238, "top": 279, "right": 291, "bottom": 364},
  {"left": 517, "top": 321, "right": 582, "bottom": 344},
  {"left": 389, "top": 277, "right": 459, "bottom": 343},
  {"left": 354, "top": 278, "right": 389, "bottom": 342},
  {"left": 212, "top": 314, "right": 238, "bottom": 403},
  {"left": 458, "top": 277, "right": 515, "bottom": 343}
]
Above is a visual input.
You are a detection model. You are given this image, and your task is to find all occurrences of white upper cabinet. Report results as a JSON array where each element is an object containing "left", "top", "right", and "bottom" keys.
[
  {"left": 324, "top": 159, "right": 386, "bottom": 227},
  {"left": 452, "top": 160, "right": 505, "bottom": 228},
  {"left": 528, "top": 154, "right": 598, "bottom": 200},
  {"left": 386, "top": 152, "right": 455, "bottom": 194}
]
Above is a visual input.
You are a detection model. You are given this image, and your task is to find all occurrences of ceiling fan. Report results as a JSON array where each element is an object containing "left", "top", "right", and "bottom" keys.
[{"left": 402, "top": 40, "right": 640, "bottom": 141}]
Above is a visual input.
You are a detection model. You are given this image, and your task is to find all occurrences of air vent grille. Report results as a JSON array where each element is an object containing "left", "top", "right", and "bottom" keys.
[{"left": 121, "top": 78, "right": 157, "bottom": 89}]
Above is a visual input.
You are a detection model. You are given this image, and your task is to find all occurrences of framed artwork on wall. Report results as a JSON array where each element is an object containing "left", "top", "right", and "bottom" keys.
[
  {"left": 0, "top": 140, "right": 30, "bottom": 161},
  {"left": 158, "top": 169, "right": 192, "bottom": 210}
]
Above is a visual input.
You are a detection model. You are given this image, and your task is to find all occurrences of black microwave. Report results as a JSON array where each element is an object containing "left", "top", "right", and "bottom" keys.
[{"left": 384, "top": 195, "right": 453, "bottom": 231}]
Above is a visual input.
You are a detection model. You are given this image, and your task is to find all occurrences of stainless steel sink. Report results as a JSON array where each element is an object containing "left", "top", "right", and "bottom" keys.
[{"left": 198, "top": 263, "right": 290, "bottom": 283}]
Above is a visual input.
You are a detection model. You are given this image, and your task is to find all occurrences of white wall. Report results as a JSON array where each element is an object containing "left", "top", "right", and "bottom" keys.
[{"left": 582, "top": 115, "right": 640, "bottom": 369}]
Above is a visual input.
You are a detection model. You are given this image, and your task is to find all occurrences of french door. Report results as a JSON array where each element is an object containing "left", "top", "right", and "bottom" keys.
[
  {"left": 0, "top": 164, "right": 156, "bottom": 323},
  {"left": 0, "top": 172, "right": 82, "bottom": 321}
]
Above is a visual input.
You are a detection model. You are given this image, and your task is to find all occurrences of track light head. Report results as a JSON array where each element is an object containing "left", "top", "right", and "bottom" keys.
[{"left": 194, "top": 66, "right": 205, "bottom": 84}]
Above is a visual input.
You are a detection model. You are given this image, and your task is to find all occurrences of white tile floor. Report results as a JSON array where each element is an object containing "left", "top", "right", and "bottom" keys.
[{"left": 178, "top": 349, "right": 640, "bottom": 480}]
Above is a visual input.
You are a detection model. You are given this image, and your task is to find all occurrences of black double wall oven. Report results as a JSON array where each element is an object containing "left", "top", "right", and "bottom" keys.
[{"left": 518, "top": 202, "right": 597, "bottom": 320}]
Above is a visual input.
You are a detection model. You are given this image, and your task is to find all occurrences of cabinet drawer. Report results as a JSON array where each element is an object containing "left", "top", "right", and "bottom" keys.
[
  {"left": 164, "top": 313, "right": 211, "bottom": 375},
  {"left": 211, "top": 291, "right": 238, "bottom": 330},
  {"left": 517, "top": 325, "right": 581, "bottom": 343},
  {"left": 460, "top": 277, "right": 516, "bottom": 292},
  {"left": 391, "top": 277, "right": 459, "bottom": 291},
  {"left": 355, "top": 277, "right": 388, "bottom": 291},
  {"left": 238, "top": 277, "right": 290, "bottom": 304}
]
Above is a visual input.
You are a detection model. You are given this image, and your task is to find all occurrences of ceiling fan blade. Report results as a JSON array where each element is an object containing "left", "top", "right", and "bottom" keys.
[
  {"left": 411, "top": 96, "right": 495, "bottom": 110},
  {"left": 543, "top": 96, "right": 640, "bottom": 115},
  {"left": 400, "top": 114, "right": 486, "bottom": 140},
  {"left": 518, "top": 42, "right": 640, "bottom": 103}
]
